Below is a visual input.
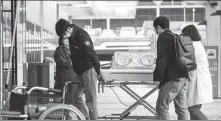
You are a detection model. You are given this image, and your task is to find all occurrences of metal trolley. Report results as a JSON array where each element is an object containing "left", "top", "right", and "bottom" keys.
[
  {"left": 1, "top": 81, "right": 86, "bottom": 120},
  {"left": 98, "top": 51, "right": 159, "bottom": 120}
]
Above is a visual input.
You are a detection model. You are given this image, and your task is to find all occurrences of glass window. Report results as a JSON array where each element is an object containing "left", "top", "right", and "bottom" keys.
[
  {"left": 2, "top": 11, "right": 12, "bottom": 69},
  {"left": 25, "top": 22, "right": 42, "bottom": 63},
  {"left": 110, "top": 19, "right": 136, "bottom": 30},
  {"left": 186, "top": 8, "right": 193, "bottom": 22},
  {"left": 136, "top": 9, "right": 156, "bottom": 21},
  {"left": 160, "top": 8, "right": 184, "bottom": 21},
  {"left": 161, "top": 1, "right": 171, "bottom": 5},
  {"left": 173, "top": 0, "right": 182, "bottom": 5},
  {"left": 92, "top": 19, "right": 106, "bottom": 30},
  {"left": 195, "top": 8, "right": 205, "bottom": 22},
  {"left": 73, "top": 19, "right": 90, "bottom": 29},
  {"left": 2, "top": 1, "right": 11, "bottom": 10}
]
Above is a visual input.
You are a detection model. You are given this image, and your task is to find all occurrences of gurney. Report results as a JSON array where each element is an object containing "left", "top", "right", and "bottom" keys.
[{"left": 98, "top": 51, "right": 158, "bottom": 120}]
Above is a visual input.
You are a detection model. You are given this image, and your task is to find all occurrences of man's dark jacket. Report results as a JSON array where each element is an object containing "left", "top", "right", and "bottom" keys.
[
  {"left": 68, "top": 24, "right": 100, "bottom": 76},
  {"left": 154, "top": 29, "right": 188, "bottom": 88}
]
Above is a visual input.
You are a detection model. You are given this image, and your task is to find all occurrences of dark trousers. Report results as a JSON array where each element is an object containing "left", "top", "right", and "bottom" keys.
[{"left": 188, "top": 104, "right": 208, "bottom": 120}]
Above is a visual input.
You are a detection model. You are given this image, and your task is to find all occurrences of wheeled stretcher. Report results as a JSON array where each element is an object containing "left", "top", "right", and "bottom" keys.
[{"left": 98, "top": 51, "right": 158, "bottom": 120}]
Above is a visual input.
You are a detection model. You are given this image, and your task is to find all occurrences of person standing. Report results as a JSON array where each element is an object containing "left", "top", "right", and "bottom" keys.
[
  {"left": 55, "top": 18, "right": 104, "bottom": 120},
  {"left": 54, "top": 37, "right": 89, "bottom": 119},
  {"left": 153, "top": 16, "right": 190, "bottom": 120},
  {"left": 182, "top": 25, "right": 213, "bottom": 120}
]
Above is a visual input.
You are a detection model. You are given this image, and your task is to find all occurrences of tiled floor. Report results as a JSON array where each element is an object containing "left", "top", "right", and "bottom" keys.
[{"left": 97, "top": 85, "right": 221, "bottom": 120}]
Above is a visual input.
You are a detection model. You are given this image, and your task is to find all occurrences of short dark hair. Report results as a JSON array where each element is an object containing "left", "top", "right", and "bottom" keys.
[
  {"left": 182, "top": 25, "right": 201, "bottom": 41},
  {"left": 55, "top": 18, "right": 72, "bottom": 37},
  {"left": 153, "top": 16, "right": 170, "bottom": 29}
]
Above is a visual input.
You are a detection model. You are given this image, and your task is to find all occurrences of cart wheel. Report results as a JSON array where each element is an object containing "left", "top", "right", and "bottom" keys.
[{"left": 38, "top": 104, "right": 85, "bottom": 120}]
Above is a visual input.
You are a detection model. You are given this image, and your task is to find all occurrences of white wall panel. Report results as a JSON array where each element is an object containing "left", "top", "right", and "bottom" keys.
[{"left": 26, "top": 1, "right": 58, "bottom": 35}]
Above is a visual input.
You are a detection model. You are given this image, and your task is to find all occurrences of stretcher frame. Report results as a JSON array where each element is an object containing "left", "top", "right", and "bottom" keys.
[{"left": 99, "top": 80, "right": 159, "bottom": 120}]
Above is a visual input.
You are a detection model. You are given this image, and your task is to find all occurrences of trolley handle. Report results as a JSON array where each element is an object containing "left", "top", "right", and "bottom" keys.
[
  {"left": 100, "top": 63, "right": 111, "bottom": 69},
  {"left": 98, "top": 81, "right": 105, "bottom": 93}
]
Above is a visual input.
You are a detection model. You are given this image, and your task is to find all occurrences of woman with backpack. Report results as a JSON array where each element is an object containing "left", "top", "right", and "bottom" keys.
[{"left": 182, "top": 25, "right": 213, "bottom": 120}]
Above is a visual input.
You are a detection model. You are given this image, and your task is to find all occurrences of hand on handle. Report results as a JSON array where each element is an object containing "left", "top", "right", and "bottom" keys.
[{"left": 97, "top": 74, "right": 105, "bottom": 93}]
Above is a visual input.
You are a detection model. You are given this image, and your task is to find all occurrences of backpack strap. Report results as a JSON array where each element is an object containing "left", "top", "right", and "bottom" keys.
[
  {"left": 166, "top": 32, "right": 179, "bottom": 58},
  {"left": 167, "top": 31, "right": 179, "bottom": 37},
  {"left": 166, "top": 31, "right": 174, "bottom": 36}
]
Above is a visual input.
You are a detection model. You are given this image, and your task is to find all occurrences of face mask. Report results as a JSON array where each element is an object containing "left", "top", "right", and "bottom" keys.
[
  {"left": 63, "top": 38, "right": 69, "bottom": 45},
  {"left": 63, "top": 32, "right": 71, "bottom": 38}
]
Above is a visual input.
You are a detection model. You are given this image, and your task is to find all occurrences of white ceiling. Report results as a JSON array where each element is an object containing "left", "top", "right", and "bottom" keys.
[
  {"left": 57, "top": 1, "right": 139, "bottom": 19},
  {"left": 56, "top": 1, "right": 206, "bottom": 19}
]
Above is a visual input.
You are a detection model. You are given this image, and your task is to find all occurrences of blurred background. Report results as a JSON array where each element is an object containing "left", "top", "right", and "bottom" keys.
[{"left": 0, "top": 1, "right": 221, "bottom": 119}]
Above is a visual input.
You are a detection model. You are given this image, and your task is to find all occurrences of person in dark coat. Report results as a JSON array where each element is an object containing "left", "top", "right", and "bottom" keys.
[
  {"left": 54, "top": 37, "right": 76, "bottom": 90},
  {"left": 153, "top": 16, "right": 190, "bottom": 120},
  {"left": 54, "top": 37, "right": 89, "bottom": 119},
  {"left": 55, "top": 18, "right": 104, "bottom": 120}
]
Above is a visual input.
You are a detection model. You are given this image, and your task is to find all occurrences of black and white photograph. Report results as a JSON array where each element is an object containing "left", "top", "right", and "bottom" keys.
[{"left": 0, "top": 0, "right": 221, "bottom": 120}]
